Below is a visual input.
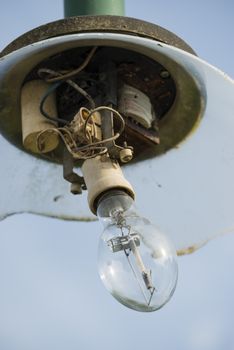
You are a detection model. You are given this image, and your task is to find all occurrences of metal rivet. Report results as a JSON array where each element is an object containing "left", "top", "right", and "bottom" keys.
[{"left": 160, "top": 70, "right": 170, "bottom": 78}]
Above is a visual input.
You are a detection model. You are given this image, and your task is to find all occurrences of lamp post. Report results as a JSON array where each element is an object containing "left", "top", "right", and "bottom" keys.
[{"left": 64, "top": 0, "right": 125, "bottom": 17}]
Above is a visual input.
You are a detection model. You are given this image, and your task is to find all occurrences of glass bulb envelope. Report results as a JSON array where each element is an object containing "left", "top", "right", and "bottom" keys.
[
  {"left": 97, "top": 191, "right": 178, "bottom": 311},
  {"left": 0, "top": 33, "right": 234, "bottom": 255}
]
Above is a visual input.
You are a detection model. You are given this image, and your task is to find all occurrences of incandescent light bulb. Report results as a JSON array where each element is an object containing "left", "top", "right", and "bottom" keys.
[{"left": 97, "top": 191, "right": 178, "bottom": 312}]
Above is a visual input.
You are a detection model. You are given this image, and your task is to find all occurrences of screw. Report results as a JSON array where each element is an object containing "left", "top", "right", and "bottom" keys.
[
  {"left": 120, "top": 148, "right": 133, "bottom": 163},
  {"left": 70, "top": 183, "right": 82, "bottom": 195},
  {"left": 160, "top": 70, "right": 170, "bottom": 79}
]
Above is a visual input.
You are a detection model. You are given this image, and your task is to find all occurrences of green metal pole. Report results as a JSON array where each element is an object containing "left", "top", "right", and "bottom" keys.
[{"left": 64, "top": 0, "right": 125, "bottom": 17}]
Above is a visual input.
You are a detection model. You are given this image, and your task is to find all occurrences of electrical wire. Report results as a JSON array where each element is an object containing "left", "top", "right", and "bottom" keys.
[
  {"left": 43, "top": 47, "right": 98, "bottom": 83},
  {"left": 147, "top": 287, "right": 156, "bottom": 306},
  {"left": 37, "top": 126, "right": 108, "bottom": 159},
  {"left": 36, "top": 45, "right": 128, "bottom": 161},
  {"left": 38, "top": 68, "right": 96, "bottom": 110},
  {"left": 70, "top": 106, "right": 126, "bottom": 155},
  {"left": 66, "top": 80, "right": 95, "bottom": 109},
  {"left": 38, "top": 101, "right": 126, "bottom": 159},
  {"left": 73, "top": 134, "right": 120, "bottom": 152},
  {"left": 39, "top": 82, "right": 69, "bottom": 125},
  {"left": 84, "top": 106, "right": 125, "bottom": 138}
]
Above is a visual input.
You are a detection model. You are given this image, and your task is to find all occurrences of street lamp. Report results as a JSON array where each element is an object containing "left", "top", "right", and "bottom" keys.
[{"left": 0, "top": 0, "right": 234, "bottom": 311}]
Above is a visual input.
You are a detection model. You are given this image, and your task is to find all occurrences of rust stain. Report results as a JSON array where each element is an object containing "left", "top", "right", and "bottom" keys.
[
  {"left": 177, "top": 227, "right": 234, "bottom": 256},
  {"left": 0, "top": 211, "right": 97, "bottom": 223},
  {"left": 177, "top": 242, "right": 206, "bottom": 256}
]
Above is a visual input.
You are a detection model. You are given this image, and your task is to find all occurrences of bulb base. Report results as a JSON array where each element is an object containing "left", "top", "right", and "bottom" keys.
[{"left": 81, "top": 155, "right": 135, "bottom": 214}]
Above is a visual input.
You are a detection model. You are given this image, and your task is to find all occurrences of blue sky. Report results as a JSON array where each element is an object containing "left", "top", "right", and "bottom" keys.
[{"left": 0, "top": 1, "right": 234, "bottom": 350}]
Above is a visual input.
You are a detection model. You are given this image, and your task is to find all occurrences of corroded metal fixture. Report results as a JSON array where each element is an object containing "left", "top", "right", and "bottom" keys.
[{"left": 0, "top": 16, "right": 204, "bottom": 167}]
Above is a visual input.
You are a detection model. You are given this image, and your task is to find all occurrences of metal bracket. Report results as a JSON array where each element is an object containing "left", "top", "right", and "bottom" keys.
[
  {"left": 63, "top": 148, "right": 86, "bottom": 194},
  {"left": 107, "top": 233, "right": 140, "bottom": 253},
  {"left": 99, "top": 61, "right": 118, "bottom": 156}
]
